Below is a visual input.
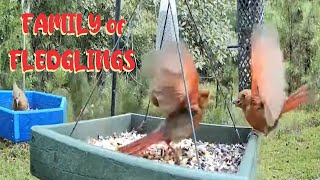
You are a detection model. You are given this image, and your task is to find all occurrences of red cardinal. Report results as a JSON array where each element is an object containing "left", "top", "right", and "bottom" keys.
[
  {"left": 233, "top": 24, "right": 315, "bottom": 135},
  {"left": 118, "top": 41, "right": 210, "bottom": 159}
]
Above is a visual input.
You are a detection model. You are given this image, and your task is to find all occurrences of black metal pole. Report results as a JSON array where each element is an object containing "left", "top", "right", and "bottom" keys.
[{"left": 111, "top": 0, "right": 121, "bottom": 116}]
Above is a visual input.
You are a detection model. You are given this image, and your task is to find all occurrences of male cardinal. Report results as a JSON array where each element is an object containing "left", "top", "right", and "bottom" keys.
[
  {"left": 118, "top": 41, "right": 210, "bottom": 160},
  {"left": 233, "top": 24, "right": 314, "bottom": 136},
  {"left": 12, "top": 82, "right": 29, "bottom": 111}
]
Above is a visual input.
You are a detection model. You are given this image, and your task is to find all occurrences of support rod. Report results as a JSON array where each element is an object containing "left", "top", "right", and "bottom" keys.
[
  {"left": 111, "top": 0, "right": 121, "bottom": 116},
  {"left": 21, "top": 0, "right": 30, "bottom": 92}
]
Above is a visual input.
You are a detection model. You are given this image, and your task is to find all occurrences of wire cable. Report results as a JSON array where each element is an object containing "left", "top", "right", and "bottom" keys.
[{"left": 69, "top": 0, "right": 144, "bottom": 136}]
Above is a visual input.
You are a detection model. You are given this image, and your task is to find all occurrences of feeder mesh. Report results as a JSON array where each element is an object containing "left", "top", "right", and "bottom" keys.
[{"left": 237, "top": 0, "right": 264, "bottom": 92}]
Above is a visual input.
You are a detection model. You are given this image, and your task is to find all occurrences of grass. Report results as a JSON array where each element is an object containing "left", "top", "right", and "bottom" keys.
[
  {"left": 0, "top": 140, "right": 36, "bottom": 180},
  {"left": 0, "top": 109, "right": 319, "bottom": 180},
  {"left": 257, "top": 110, "right": 320, "bottom": 180}
]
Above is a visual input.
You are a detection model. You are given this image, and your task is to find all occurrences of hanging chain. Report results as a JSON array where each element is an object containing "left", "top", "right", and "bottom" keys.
[{"left": 167, "top": 1, "right": 202, "bottom": 169}]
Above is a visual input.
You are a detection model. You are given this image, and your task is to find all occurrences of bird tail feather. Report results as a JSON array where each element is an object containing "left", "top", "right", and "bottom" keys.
[
  {"left": 118, "top": 130, "right": 166, "bottom": 155},
  {"left": 281, "top": 85, "right": 315, "bottom": 114}
]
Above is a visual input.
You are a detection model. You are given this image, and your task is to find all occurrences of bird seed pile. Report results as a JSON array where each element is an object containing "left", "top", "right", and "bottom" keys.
[{"left": 88, "top": 130, "right": 246, "bottom": 174}]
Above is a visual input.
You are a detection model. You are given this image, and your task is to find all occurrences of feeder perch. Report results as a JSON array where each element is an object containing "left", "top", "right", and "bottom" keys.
[
  {"left": 0, "top": 90, "right": 67, "bottom": 143},
  {"left": 30, "top": 113, "right": 258, "bottom": 180}
]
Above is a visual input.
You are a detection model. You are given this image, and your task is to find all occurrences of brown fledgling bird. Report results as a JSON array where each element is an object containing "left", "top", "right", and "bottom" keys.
[
  {"left": 118, "top": 41, "right": 210, "bottom": 158},
  {"left": 12, "top": 82, "right": 29, "bottom": 111},
  {"left": 233, "top": 24, "right": 315, "bottom": 136}
]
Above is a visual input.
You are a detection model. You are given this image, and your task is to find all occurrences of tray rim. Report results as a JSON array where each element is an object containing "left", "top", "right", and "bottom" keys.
[{"left": 31, "top": 113, "right": 259, "bottom": 180}]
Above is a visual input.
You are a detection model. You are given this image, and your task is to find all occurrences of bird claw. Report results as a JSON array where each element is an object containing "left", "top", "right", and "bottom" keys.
[
  {"left": 135, "top": 120, "right": 146, "bottom": 133},
  {"left": 247, "top": 129, "right": 259, "bottom": 140},
  {"left": 174, "top": 156, "right": 180, "bottom": 165}
]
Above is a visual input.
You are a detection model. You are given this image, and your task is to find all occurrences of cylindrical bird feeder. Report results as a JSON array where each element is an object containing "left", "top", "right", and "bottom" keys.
[{"left": 237, "top": 0, "right": 264, "bottom": 92}]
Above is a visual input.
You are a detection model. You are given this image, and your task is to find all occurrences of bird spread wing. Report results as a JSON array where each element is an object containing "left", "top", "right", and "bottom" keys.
[
  {"left": 141, "top": 41, "right": 199, "bottom": 115},
  {"left": 250, "top": 24, "right": 286, "bottom": 127}
]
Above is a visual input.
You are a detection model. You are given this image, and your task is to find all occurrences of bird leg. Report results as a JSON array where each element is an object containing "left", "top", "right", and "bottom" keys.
[
  {"left": 135, "top": 95, "right": 157, "bottom": 133},
  {"left": 165, "top": 140, "right": 181, "bottom": 165},
  {"left": 169, "top": 145, "right": 180, "bottom": 165},
  {"left": 135, "top": 120, "right": 146, "bottom": 133}
]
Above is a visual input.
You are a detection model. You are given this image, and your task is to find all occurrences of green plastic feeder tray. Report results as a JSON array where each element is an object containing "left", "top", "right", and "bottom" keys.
[{"left": 29, "top": 113, "right": 259, "bottom": 180}]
